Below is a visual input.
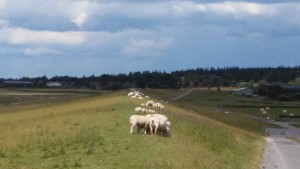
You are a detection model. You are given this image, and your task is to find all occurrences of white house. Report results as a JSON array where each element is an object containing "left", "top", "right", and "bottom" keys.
[
  {"left": 46, "top": 82, "right": 62, "bottom": 87},
  {"left": 231, "top": 87, "right": 253, "bottom": 96}
]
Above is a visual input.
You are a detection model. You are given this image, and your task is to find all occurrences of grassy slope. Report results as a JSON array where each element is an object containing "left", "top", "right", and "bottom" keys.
[{"left": 0, "top": 90, "right": 263, "bottom": 169}]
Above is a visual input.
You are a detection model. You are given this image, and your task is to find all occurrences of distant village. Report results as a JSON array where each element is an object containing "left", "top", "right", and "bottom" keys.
[{"left": 1, "top": 67, "right": 300, "bottom": 100}]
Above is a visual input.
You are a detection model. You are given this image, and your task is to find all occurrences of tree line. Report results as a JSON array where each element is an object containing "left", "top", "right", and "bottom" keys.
[{"left": 1, "top": 66, "right": 300, "bottom": 90}]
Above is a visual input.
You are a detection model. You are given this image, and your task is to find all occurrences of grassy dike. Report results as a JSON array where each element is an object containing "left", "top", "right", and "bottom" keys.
[{"left": 0, "top": 90, "right": 263, "bottom": 169}]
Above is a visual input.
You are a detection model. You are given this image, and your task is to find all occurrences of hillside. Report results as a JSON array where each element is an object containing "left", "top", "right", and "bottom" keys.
[{"left": 0, "top": 89, "right": 264, "bottom": 169}]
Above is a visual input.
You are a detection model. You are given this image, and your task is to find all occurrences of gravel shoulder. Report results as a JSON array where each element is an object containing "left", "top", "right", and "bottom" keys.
[{"left": 261, "top": 122, "right": 300, "bottom": 169}]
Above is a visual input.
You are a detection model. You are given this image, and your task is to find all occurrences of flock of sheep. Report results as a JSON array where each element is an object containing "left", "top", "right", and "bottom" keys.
[{"left": 128, "top": 90, "right": 171, "bottom": 136}]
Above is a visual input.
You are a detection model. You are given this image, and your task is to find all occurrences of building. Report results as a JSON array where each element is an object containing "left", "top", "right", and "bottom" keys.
[
  {"left": 46, "top": 82, "right": 62, "bottom": 87},
  {"left": 280, "top": 84, "right": 300, "bottom": 91},
  {"left": 3, "top": 81, "right": 33, "bottom": 87},
  {"left": 231, "top": 87, "right": 253, "bottom": 96}
]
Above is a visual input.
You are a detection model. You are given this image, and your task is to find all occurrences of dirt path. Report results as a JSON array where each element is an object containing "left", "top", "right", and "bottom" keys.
[
  {"left": 261, "top": 122, "right": 300, "bottom": 169},
  {"left": 168, "top": 88, "right": 194, "bottom": 102}
]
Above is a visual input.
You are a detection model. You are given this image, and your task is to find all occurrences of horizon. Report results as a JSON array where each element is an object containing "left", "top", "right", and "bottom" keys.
[
  {"left": 1, "top": 0, "right": 300, "bottom": 78},
  {"left": 1, "top": 65, "right": 299, "bottom": 79}
]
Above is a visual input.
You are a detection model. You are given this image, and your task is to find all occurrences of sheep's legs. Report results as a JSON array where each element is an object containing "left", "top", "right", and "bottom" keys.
[{"left": 130, "top": 125, "right": 135, "bottom": 134}]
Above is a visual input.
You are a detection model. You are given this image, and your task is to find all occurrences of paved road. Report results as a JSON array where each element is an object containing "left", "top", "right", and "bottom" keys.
[
  {"left": 261, "top": 122, "right": 300, "bottom": 169},
  {"left": 168, "top": 89, "right": 300, "bottom": 169}
]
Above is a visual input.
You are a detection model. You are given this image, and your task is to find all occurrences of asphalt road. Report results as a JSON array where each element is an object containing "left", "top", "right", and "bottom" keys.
[{"left": 261, "top": 122, "right": 300, "bottom": 169}]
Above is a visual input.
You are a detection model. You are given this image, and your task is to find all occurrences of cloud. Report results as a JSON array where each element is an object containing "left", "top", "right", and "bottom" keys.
[
  {"left": 69, "top": 0, "right": 95, "bottom": 28},
  {"left": 0, "top": 0, "right": 6, "bottom": 9},
  {"left": 122, "top": 38, "right": 173, "bottom": 56},
  {"left": 24, "top": 48, "right": 62, "bottom": 56},
  {"left": 0, "top": 28, "right": 86, "bottom": 45}
]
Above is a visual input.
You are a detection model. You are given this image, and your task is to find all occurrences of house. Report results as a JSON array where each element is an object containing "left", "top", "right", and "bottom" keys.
[
  {"left": 231, "top": 87, "right": 253, "bottom": 96},
  {"left": 280, "top": 84, "right": 300, "bottom": 91},
  {"left": 3, "top": 81, "right": 33, "bottom": 87},
  {"left": 46, "top": 82, "right": 62, "bottom": 87}
]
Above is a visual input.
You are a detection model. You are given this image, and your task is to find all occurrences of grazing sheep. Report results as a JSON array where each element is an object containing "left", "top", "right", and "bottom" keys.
[
  {"left": 282, "top": 109, "right": 287, "bottom": 113},
  {"left": 138, "top": 96, "right": 144, "bottom": 100},
  {"left": 129, "top": 115, "right": 150, "bottom": 134},
  {"left": 135, "top": 107, "right": 142, "bottom": 112},
  {"left": 149, "top": 117, "right": 160, "bottom": 135},
  {"left": 266, "top": 107, "right": 270, "bottom": 110},
  {"left": 146, "top": 100, "right": 155, "bottom": 108},
  {"left": 127, "top": 92, "right": 135, "bottom": 97},
  {"left": 262, "top": 110, "right": 267, "bottom": 115},
  {"left": 146, "top": 114, "right": 168, "bottom": 135},
  {"left": 146, "top": 109, "right": 156, "bottom": 114},
  {"left": 260, "top": 108, "right": 265, "bottom": 112},
  {"left": 145, "top": 96, "right": 150, "bottom": 99},
  {"left": 141, "top": 103, "right": 145, "bottom": 107}
]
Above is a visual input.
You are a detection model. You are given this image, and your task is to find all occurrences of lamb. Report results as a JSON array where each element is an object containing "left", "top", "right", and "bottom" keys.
[{"left": 129, "top": 115, "right": 151, "bottom": 134}]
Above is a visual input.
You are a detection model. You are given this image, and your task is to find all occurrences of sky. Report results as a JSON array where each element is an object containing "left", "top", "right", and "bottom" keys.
[{"left": 1, "top": 0, "right": 300, "bottom": 78}]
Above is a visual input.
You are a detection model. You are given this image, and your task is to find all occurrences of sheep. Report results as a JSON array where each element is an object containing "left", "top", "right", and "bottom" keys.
[
  {"left": 127, "top": 92, "right": 135, "bottom": 97},
  {"left": 146, "top": 109, "right": 156, "bottom": 114},
  {"left": 145, "top": 96, "right": 150, "bottom": 99},
  {"left": 141, "top": 103, "right": 145, "bottom": 107},
  {"left": 138, "top": 96, "right": 144, "bottom": 100},
  {"left": 149, "top": 117, "right": 160, "bottom": 135},
  {"left": 164, "top": 121, "right": 171, "bottom": 136},
  {"left": 266, "top": 107, "right": 270, "bottom": 110},
  {"left": 146, "top": 114, "right": 168, "bottom": 135},
  {"left": 129, "top": 115, "right": 151, "bottom": 134},
  {"left": 146, "top": 100, "right": 155, "bottom": 108},
  {"left": 135, "top": 107, "right": 142, "bottom": 112},
  {"left": 149, "top": 117, "right": 171, "bottom": 136}
]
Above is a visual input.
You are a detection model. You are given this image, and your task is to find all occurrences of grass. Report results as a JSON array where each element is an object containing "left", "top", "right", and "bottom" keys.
[
  {"left": 0, "top": 89, "right": 264, "bottom": 169},
  {"left": 290, "top": 123, "right": 300, "bottom": 128}
]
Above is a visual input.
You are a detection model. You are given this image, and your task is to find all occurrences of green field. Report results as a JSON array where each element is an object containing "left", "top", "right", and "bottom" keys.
[{"left": 0, "top": 88, "right": 275, "bottom": 169}]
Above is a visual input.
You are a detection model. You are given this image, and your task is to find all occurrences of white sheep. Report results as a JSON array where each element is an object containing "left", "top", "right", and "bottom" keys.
[
  {"left": 146, "top": 100, "right": 154, "bottom": 108},
  {"left": 145, "top": 96, "right": 150, "bottom": 99},
  {"left": 129, "top": 115, "right": 150, "bottom": 134},
  {"left": 141, "top": 103, "right": 145, "bottom": 107},
  {"left": 127, "top": 92, "right": 134, "bottom": 97},
  {"left": 135, "top": 107, "right": 142, "bottom": 112},
  {"left": 146, "top": 114, "right": 168, "bottom": 135},
  {"left": 146, "top": 109, "right": 156, "bottom": 114},
  {"left": 262, "top": 110, "right": 267, "bottom": 115},
  {"left": 266, "top": 107, "right": 270, "bottom": 110}
]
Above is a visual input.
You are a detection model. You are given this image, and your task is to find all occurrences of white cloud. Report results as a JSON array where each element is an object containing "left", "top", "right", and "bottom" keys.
[
  {"left": 70, "top": 1, "right": 91, "bottom": 28},
  {"left": 122, "top": 38, "right": 173, "bottom": 56},
  {"left": 0, "top": 0, "right": 6, "bottom": 9},
  {"left": 24, "top": 48, "right": 62, "bottom": 56},
  {"left": 206, "top": 1, "right": 276, "bottom": 16},
  {"left": 0, "top": 28, "right": 86, "bottom": 45}
]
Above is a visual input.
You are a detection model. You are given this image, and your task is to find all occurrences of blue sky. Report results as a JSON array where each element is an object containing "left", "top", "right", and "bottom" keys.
[{"left": 0, "top": 0, "right": 300, "bottom": 78}]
